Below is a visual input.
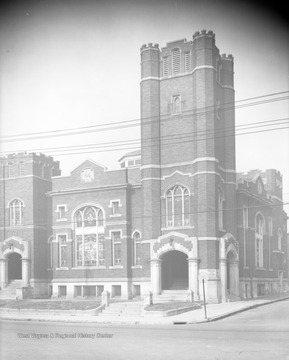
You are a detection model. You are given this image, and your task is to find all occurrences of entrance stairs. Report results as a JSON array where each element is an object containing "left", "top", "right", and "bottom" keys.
[
  {"left": 0, "top": 280, "right": 22, "bottom": 299},
  {"left": 225, "top": 294, "right": 240, "bottom": 302},
  {"left": 154, "top": 290, "right": 190, "bottom": 303},
  {"left": 98, "top": 301, "right": 143, "bottom": 318}
]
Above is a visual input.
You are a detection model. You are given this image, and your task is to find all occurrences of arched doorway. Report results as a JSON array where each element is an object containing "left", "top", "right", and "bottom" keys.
[
  {"left": 161, "top": 251, "right": 188, "bottom": 290},
  {"left": 226, "top": 250, "right": 238, "bottom": 296},
  {"left": 7, "top": 253, "right": 22, "bottom": 281}
]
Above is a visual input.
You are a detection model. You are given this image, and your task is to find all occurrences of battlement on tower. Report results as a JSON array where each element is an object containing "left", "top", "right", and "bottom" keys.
[
  {"left": 221, "top": 53, "right": 234, "bottom": 61},
  {"left": 140, "top": 43, "right": 159, "bottom": 51},
  {"left": 193, "top": 29, "right": 215, "bottom": 39},
  {"left": 0, "top": 152, "right": 61, "bottom": 179}
]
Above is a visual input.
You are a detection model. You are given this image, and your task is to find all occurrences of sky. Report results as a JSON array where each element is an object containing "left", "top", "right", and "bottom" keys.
[{"left": 0, "top": 0, "right": 288, "bottom": 211}]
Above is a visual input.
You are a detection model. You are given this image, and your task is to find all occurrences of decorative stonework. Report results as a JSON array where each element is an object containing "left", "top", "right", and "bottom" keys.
[
  {"left": 0, "top": 236, "right": 29, "bottom": 259},
  {"left": 219, "top": 233, "right": 239, "bottom": 260},
  {"left": 151, "top": 231, "right": 196, "bottom": 260}
]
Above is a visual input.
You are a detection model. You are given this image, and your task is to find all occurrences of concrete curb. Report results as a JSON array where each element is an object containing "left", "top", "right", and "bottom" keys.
[
  {"left": 193, "top": 295, "right": 289, "bottom": 324},
  {"left": 0, "top": 296, "right": 288, "bottom": 325},
  {"left": 142, "top": 304, "right": 201, "bottom": 318}
]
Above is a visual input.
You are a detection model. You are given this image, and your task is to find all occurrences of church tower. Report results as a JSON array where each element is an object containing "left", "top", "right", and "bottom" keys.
[{"left": 140, "top": 30, "right": 238, "bottom": 302}]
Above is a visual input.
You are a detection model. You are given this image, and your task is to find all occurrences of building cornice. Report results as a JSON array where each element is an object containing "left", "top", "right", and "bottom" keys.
[{"left": 48, "top": 183, "right": 131, "bottom": 197}]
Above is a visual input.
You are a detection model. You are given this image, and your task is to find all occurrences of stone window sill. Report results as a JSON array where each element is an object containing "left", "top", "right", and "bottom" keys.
[
  {"left": 161, "top": 225, "right": 194, "bottom": 230},
  {"left": 71, "top": 266, "right": 106, "bottom": 270}
]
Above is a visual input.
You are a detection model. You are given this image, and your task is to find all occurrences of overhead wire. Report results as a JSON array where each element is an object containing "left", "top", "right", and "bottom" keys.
[
  {"left": 1, "top": 117, "right": 288, "bottom": 156},
  {"left": 0, "top": 91, "right": 288, "bottom": 143}
]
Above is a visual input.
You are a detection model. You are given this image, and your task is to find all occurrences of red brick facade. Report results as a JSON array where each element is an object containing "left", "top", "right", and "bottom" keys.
[{"left": 0, "top": 31, "right": 288, "bottom": 301}]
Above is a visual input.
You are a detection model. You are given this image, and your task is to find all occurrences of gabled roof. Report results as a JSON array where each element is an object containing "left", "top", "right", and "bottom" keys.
[
  {"left": 118, "top": 149, "right": 141, "bottom": 162},
  {"left": 70, "top": 159, "right": 107, "bottom": 174}
]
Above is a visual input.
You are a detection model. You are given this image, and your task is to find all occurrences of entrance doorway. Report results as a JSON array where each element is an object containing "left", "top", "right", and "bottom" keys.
[
  {"left": 8, "top": 253, "right": 22, "bottom": 281},
  {"left": 226, "top": 251, "right": 237, "bottom": 295},
  {"left": 161, "top": 251, "right": 188, "bottom": 290}
]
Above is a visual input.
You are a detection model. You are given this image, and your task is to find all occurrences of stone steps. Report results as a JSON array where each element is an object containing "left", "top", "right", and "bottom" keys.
[
  {"left": 154, "top": 290, "right": 191, "bottom": 303},
  {"left": 98, "top": 302, "right": 143, "bottom": 317},
  {"left": 153, "top": 289, "right": 189, "bottom": 303},
  {"left": 0, "top": 280, "right": 22, "bottom": 299}
]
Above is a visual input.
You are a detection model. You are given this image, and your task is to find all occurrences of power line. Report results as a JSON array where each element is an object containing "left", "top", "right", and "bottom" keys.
[
  {"left": 1, "top": 117, "right": 287, "bottom": 156},
  {"left": 1, "top": 91, "right": 288, "bottom": 143},
  {"left": 31, "top": 124, "right": 289, "bottom": 158}
]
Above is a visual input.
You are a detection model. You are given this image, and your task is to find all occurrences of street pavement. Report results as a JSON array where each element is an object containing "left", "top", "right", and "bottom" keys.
[
  {"left": 1, "top": 299, "right": 289, "bottom": 360},
  {"left": 1, "top": 291, "right": 289, "bottom": 325}
]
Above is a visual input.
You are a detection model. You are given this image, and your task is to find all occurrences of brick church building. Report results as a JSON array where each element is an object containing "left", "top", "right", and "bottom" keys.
[{"left": 0, "top": 30, "right": 288, "bottom": 302}]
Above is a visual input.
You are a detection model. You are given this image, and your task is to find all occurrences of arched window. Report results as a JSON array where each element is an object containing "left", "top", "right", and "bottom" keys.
[
  {"left": 9, "top": 199, "right": 24, "bottom": 225},
  {"left": 48, "top": 236, "right": 53, "bottom": 269},
  {"left": 166, "top": 185, "right": 190, "bottom": 227},
  {"left": 132, "top": 231, "right": 141, "bottom": 266},
  {"left": 278, "top": 229, "right": 283, "bottom": 250},
  {"left": 172, "top": 48, "right": 181, "bottom": 75},
  {"left": 172, "top": 95, "right": 181, "bottom": 114},
  {"left": 184, "top": 51, "right": 190, "bottom": 72},
  {"left": 74, "top": 206, "right": 105, "bottom": 267},
  {"left": 218, "top": 189, "right": 225, "bottom": 230},
  {"left": 163, "top": 56, "right": 169, "bottom": 77},
  {"left": 255, "top": 214, "right": 264, "bottom": 268}
]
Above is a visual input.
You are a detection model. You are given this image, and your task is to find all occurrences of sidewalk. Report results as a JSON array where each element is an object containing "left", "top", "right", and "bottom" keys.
[{"left": 1, "top": 292, "right": 289, "bottom": 325}]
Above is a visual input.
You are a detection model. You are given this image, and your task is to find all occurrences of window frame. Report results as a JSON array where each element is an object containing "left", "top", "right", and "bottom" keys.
[
  {"left": 243, "top": 206, "right": 249, "bottom": 268},
  {"left": 9, "top": 198, "right": 24, "bottom": 226},
  {"left": 162, "top": 56, "right": 169, "bottom": 77},
  {"left": 184, "top": 51, "right": 191, "bottom": 72},
  {"left": 56, "top": 204, "right": 67, "bottom": 221},
  {"left": 132, "top": 231, "right": 142, "bottom": 267},
  {"left": 111, "top": 230, "right": 122, "bottom": 266},
  {"left": 165, "top": 185, "right": 190, "bottom": 228},
  {"left": 109, "top": 199, "right": 122, "bottom": 217},
  {"left": 58, "top": 233, "right": 68, "bottom": 268},
  {"left": 218, "top": 188, "right": 225, "bottom": 231},
  {"left": 73, "top": 205, "right": 105, "bottom": 267},
  {"left": 172, "top": 94, "right": 182, "bottom": 115},
  {"left": 278, "top": 228, "right": 283, "bottom": 251},
  {"left": 255, "top": 214, "right": 265, "bottom": 268},
  {"left": 171, "top": 48, "right": 181, "bottom": 75}
]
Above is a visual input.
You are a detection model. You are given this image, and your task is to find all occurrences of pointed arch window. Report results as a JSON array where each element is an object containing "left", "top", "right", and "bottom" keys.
[
  {"left": 172, "top": 95, "right": 182, "bottom": 115},
  {"left": 255, "top": 214, "right": 264, "bottom": 268},
  {"left": 9, "top": 199, "right": 24, "bottom": 225},
  {"left": 58, "top": 234, "right": 68, "bottom": 268},
  {"left": 278, "top": 229, "right": 283, "bottom": 251},
  {"left": 74, "top": 206, "right": 105, "bottom": 267},
  {"left": 184, "top": 51, "right": 191, "bottom": 72},
  {"left": 218, "top": 189, "right": 225, "bottom": 230},
  {"left": 84, "top": 207, "right": 97, "bottom": 227},
  {"left": 48, "top": 236, "right": 53, "bottom": 269},
  {"left": 165, "top": 185, "right": 190, "bottom": 227},
  {"left": 132, "top": 231, "right": 141, "bottom": 266},
  {"left": 163, "top": 56, "right": 169, "bottom": 77},
  {"left": 172, "top": 48, "right": 181, "bottom": 75}
]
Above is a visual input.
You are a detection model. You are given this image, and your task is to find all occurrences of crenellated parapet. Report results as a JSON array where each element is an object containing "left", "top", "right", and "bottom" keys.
[
  {"left": 140, "top": 43, "right": 159, "bottom": 52},
  {"left": 193, "top": 29, "right": 215, "bottom": 39},
  {"left": 0, "top": 152, "right": 61, "bottom": 179},
  {"left": 221, "top": 53, "right": 234, "bottom": 61}
]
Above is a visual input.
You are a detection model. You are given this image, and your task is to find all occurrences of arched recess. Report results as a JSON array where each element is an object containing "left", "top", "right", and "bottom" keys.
[
  {"left": 219, "top": 233, "right": 240, "bottom": 300},
  {"left": 7, "top": 253, "right": 22, "bottom": 280},
  {"left": 0, "top": 236, "right": 30, "bottom": 288},
  {"left": 160, "top": 250, "right": 188, "bottom": 290}
]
